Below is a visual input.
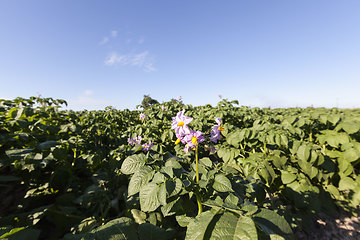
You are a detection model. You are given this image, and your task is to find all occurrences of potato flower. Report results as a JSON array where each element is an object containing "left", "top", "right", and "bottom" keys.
[
  {"left": 142, "top": 141, "right": 153, "bottom": 152},
  {"left": 205, "top": 144, "right": 216, "bottom": 153},
  {"left": 184, "top": 144, "right": 191, "bottom": 153},
  {"left": 128, "top": 138, "right": 136, "bottom": 145},
  {"left": 135, "top": 136, "right": 142, "bottom": 145},
  {"left": 139, "top": 113, "right": 146, "bottom": 120},
  {"left": 128, "top": 136, "right": 142, "bottom": 145},
  {"left": 184, "top": 130, "right": 205, "bottom": 148},
  {"left": 175, "top": 133, "right": 187, "bottom": 145},
  {"left": 171, "top": 110, "right": 193, "bottom": 136},
  {"left": 210, "top": 118, "right": 224, "bottom": 143}
]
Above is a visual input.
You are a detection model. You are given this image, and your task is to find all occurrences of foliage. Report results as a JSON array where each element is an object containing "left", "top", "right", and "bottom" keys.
[
  {"left": 141, "top": 95, "right": 159, "bottom": 109},
  {"left": 0, "top": 97, "right": 359, "bottom": 239}
]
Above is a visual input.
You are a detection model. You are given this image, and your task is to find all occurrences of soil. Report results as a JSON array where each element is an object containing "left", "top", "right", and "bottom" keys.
[{"left": 294, "top": 210, "right": 360, "bottom": 240}]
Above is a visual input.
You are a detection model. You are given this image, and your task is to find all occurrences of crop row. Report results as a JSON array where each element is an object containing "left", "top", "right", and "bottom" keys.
[{"left": 0, "top": 97, "right": 359, "bottom": 239}]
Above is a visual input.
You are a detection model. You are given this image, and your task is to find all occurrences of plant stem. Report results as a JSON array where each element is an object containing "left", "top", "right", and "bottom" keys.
[
  {"left": 195, "top": 191, "right": 202, "bottom": 215},
  {"left": 195, "top": 146, "right": 199, "bottom": 183},
  {"left": 195, "top": 146, "right": 202, "bottom": 215}
]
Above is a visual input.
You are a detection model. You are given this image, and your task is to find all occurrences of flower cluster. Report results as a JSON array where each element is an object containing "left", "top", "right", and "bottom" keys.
[
  {"left": 128, "top": 136, "right": 142, "bottom": 145},
  {"left": 142, "top": 141, "right": 153, "bottom": 152},
  {"left": 128, "top": 136, "right": 153, "bottom": 152},
  {"left": 171, "top": 110, "right": 225, "bottom": 152},
  {"left": 172, "top": 110, "right": 223, "bottom": 152}
]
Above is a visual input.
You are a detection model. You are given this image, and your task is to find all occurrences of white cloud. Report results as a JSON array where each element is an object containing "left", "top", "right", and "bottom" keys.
[
  {"left": 131, "top": 51, "right": 148, "bottom": 66},
  {"left": 144, "top": 62, "right": 156, "bottom": 72},
  {"left": 104, "top": 51, "right": 157, "bottom": 72}
]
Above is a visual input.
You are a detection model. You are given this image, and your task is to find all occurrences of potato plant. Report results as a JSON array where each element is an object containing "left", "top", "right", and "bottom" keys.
[{"left": 0, "top": 97, "right": 359, "bottom": 239}]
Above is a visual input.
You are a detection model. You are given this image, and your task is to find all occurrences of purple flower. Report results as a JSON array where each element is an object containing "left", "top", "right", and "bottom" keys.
[
  {"left": 161, "top": 105, "right": 168, "bottom": 111},
  {"left": 184, "top": 144, "right": 191, "bottom": 153},
  {"left": 177, "top": 96, "right": 182, "bottom": 101},
  {"left": 175, "top": 132, "right": 187, "bottom": 145},
  {"left": 139, "top": 113, "right": 146, "bottom": 120},
  {"left": 171, "top": 110, "right": 193, "bottom": 136},
  {"left": 205, "top": 144, "right": 216, "bottom": 153},
  {"left": 210, "top": 118, "right": 224, "bottom": 143},
  {"left": 184, "top": 130, "right": 205, "bottom": 148},
  {"left": 128, "top": 138, "right": 136, "bottom": 145},
  {"left": 142, "top": 141, "right": 153, "bottom": 152},
  {"left": 128, "top": 136, "right": 143, "bottom": 145},
  {"left": 135, "top": 136, "right": 142, "bottom": 145},
  {"left": 218, "top": 94, "right": 222, "bottom": 99}
]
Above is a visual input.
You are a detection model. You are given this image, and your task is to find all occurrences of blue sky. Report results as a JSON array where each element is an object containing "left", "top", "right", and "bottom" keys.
[{"left": 1, "top": 0, "right": 359, "bottom": 110}]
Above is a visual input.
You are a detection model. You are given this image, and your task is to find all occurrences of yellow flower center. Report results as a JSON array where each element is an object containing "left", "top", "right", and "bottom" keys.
[
  {"left": 177, "top": 121, "right": 184, "bottom": 127},
  {"left": 218, "top": 126, "right": 225, "bottom": 131},
  {"left": 175, "top": 138, "right": 181, "bottom": 144},
  {"left": 191, "top": 136, "right": 198, "bottom": 145}
]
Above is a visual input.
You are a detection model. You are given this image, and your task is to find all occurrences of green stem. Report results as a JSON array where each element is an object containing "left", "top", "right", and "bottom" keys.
[
  {"left": 195, "top": 146, "right": 202, "bottom": 215},
  {"left": 195, "top": 146, "right": 199, "bottom": 183},
  {"left": 195, "top": 190, "right": 202, "bottom": 215}
]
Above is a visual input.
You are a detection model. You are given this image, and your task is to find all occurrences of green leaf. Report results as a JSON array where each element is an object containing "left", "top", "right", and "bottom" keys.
[
  {"left": 131, "top": 209, "right": 147, "bottom": 224},
  {"left": 325, "top": 185, "right": 340, "bottom": 198},
  {"left": 297, "top": 144, "right": 310, "bottom": 162},
  {"left": 213, "top": 174, "right": 233, "bottom": 192},
  {"left": 204, "top": 212, "right": 258, "bottom": 240},
  {"left": 338, "top": 177, "right": 355, "bottom": 191},
  {"left": 338, "top": 159, "right": 353, "bottom": 177},
  {"left": 185, "top": 210, "right": 219, "bottom": 240},
  {"left": 224, "top": 193, "right": 239, "bottom": 207},
  {"left": 165, "top": 178, "right": 182, "bottom": 197},
  {"left": 233, "top": 216, "right": 258, "bottom": 240},
  {"left": 199, "top": 157, "right": 213, "bottom": 168},
  {"left": 176, "top": 214, "right": 193, "bottom": 227},
  {"left": 160, "top": 166, "right": 174, "bottom": 178},
  {"left": 164, "top": 158, "right": 182, "bottom": 169},
  {"left": 90, "top": 217, "right": 139, "bottom": 240},
  {"left": 128, "top": 166, "right": 154, "bottom": 196},
  {"left": 342, "top": 147, "right": 360, "bottom": 162},
  {"left": 253, "top": 208, "right": 292, "bottom": 237},
  {"left": 280, "top": 135, "right": 288, "bottom": 147},
  {"left": 258, "top": 163, "right": 276, "bottom": 185},
  {"left": 38, "top": 140, "right": 60, "bottom": 150},
  {"left": 271, "top": 156, "right": 287, "bottom": 168},
  {"left": 157, "top": 183, "right": 167, "bottom": 206},
  {"left": 340, "top": 121, "right": 360, "bottom": 134},
  {"left": 161, "top": 197, "right": 183, "bottom": 217},
  {"left": 121, "top": 153, "right": 146, "bottom": 175},
  {"left": 328, "top": 114, "right": 340, "bottom": 125},
  {"left": 138, "top": 223, "right": 175, "bottom": 240},
  {"left": 140, "top": 182, "right": 161, "bottom": 212},
  {"left": 269, "top": 234, "right": 286, "bottom": 240},
  {"left": 280, "top": 171, "right": 297, "bottom": 184}
]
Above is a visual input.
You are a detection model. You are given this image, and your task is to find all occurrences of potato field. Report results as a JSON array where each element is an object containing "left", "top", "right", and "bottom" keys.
[{"left": 0, "top": 97, "right": 359, "bottom": 239}]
